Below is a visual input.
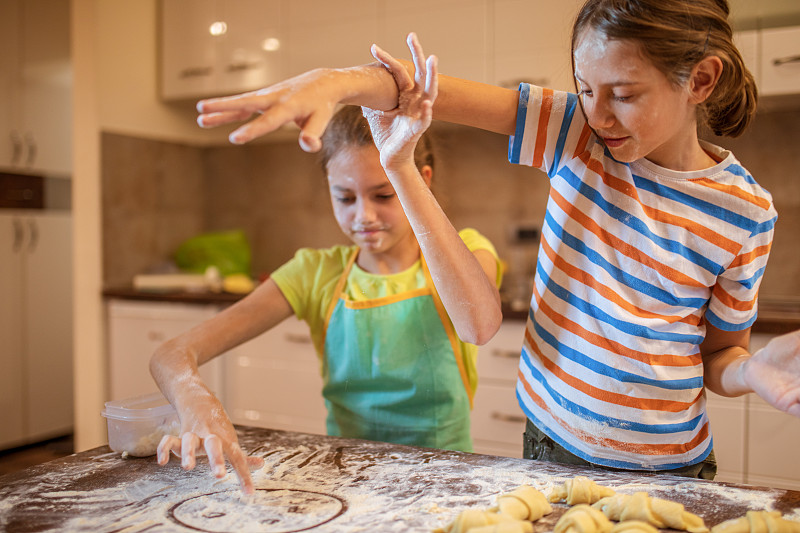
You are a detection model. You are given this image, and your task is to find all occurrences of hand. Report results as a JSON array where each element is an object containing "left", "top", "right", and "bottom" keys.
[
  {"left": 362, "top": 32, "right": 438, "bottom": 172},
  {"left": 196, "top": 68, "right": 340, "bottom": 150},
  {"left": 156, "top": 392, "right": 264, "bottom": 494},
  {"left": 743, "top": 330, "right": 800, "bottom": 417}
]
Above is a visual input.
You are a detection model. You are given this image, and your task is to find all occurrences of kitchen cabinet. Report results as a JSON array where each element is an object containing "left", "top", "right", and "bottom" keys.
[
  {"left": 159, "top": 0, "right": 582, "bottom": 101},
  {"left": 734, "top": 26, "right": 800, "bottom": 105},
  {"left": 760, "top": 26, "right": 800, "bottom": 97},
  {"left": 224, "top": 315, "right": 326, "bottom": 435},
  {"left": 160, "top": 0, "right": 288, "bottom": 101},
  {"left": 0, "top": 0, "right": 72, "bottom": 177},
  {"left": 106, "top": 300, "right": 224, "bottom": 401},
  {"left": 471, "top": 319, "right": 527, "bottom": 457},
  {"left": 106, "top": 299, "right": 325, "bottom": 435},
  {"left": 0, "top": 211, "right": 73, "bottom": 450}
]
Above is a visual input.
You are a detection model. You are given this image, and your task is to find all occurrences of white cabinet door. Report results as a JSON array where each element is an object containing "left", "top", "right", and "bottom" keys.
[
  {"left": 161, "top": 0, "right": 287, "bottom": 101},
  {"left": 493, "top": 0, "right": 583, "bottom": 91},
  {"left": 107, "top": 300, "right": 223, "bottom": 401},
  {"left": 0, "top": 214, "right": 25, "bottom": 449},
  {"left": 0, "top": 212, "right": 73, "bottom": 449},
  {"left": 760, "top": 26, "right": 800, "bottom": 97},
  {"left": 225, "top": 316, "right": 326, "bottom": 435},
  {"left": 24, "top": 213, "right": 73, "bottom": 439},
  {"left": 472, "top": 319, "right": 526, "bottom": 457},
  {"left": 0, "top": 0, "right": 71, "bottom": 177},
  {"left": 383, "top": 0, "right": 489, "bottom": 84}
]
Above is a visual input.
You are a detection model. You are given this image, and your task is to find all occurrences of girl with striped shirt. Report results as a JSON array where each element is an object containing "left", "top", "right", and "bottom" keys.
[{"left": 196, "top": 0, "right": 799, "bottom": 478}]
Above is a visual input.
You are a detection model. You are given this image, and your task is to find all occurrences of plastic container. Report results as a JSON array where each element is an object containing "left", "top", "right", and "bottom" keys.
[{"left": 101, "top": 392, "right": 180, "bottom": 457}]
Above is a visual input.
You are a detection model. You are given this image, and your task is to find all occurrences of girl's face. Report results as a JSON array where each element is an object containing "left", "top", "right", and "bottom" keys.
[
  {"left": 573, "top": 28, "right": 698, "bottom": 170},
  {"left": 326, "top": 144, "right": 416, "bottom": 258}
]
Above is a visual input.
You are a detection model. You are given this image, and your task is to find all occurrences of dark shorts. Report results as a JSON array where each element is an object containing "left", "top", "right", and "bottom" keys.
[{"left": 522, "top": 419, "right": 717, "bottom": 480}]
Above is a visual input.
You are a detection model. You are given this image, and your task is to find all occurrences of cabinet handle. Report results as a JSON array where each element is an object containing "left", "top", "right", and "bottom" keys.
[
  {"left": 226, "top": 62, "right": 258, "bottom": 73},
  {"left": 491, "top": 412, "right": 527, "bottom": 424},
  {"left": 179, "top": 66, "right": 213, "bottom": 78},
  {"left": 285, "top": 333, "right": 312, "bottom": 344},
  {"left": 12, "top": 218, "right": 24, "bottom": 253},
  {"left": 24, "top": 132, "right": 37, "bottom": 168},
  {"left": 147, "top": 331, "right": 166, "bottom": 342},
  {"left": 773, "top": 55, "right": 800, "bottom": 66},
  {"left": 10, "top": 131, "right": 23, "bottom": 166},
  {"left": 27, "top": 219, "right": 38, "bottom": 253},
  {"left": 491, "top": 348, "right": 521, "bottom": 359}
]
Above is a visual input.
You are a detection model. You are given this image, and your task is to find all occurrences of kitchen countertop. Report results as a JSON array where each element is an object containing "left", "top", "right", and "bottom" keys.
[
  {"left": 103, "top": 286, "right": 800, "bottom": 334},
  {"left": 1, "top": 427, "right": 799, "bottom": 532}
]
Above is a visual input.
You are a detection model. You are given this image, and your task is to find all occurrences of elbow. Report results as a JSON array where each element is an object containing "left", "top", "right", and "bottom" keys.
[{"left": 457, "top": 306, "right": 503, "bottom": 346}]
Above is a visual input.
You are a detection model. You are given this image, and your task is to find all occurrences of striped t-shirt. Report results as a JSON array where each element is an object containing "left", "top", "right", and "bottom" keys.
[{"left": 508, "top": 84, "right": 777, "bottom": 470}]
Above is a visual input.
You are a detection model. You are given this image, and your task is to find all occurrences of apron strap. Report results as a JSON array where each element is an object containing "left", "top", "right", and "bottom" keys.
[{"left": 320, "top": 247, "right": 359, "bottom": 350}]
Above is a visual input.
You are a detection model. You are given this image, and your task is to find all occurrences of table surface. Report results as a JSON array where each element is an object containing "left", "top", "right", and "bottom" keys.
[{"left": 1, "top": 427, "right": 799, "bottom": 533}]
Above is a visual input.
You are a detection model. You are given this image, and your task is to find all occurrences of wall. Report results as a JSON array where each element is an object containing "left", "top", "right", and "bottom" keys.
[{"left": 102, "top": 107, "right": 800, "bottom": 305}]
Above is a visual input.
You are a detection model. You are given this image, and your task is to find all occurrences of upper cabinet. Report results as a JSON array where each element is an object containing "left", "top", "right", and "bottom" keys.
[
  {"left": 160, "top": 0, "right": 287, "bottom": 101},
  {"left": 735, "top": 26, "right": 800, "bottom": 108},
  {"left": 159, "top": 0, "right": 580, "bottom": 102},
  {"left": 0, "top": 0, "right": 72, "bottom": 178}
]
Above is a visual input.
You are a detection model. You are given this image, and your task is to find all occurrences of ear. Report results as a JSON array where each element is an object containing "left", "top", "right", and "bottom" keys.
[
  {"left": 689, "top": 55, "right": 723, "bottom": 104},
  {"left": 419, "top": 165, "right": 433, "bottom": 187}
]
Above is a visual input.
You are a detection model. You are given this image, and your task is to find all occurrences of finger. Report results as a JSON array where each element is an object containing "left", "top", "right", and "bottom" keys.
[
  {"left": 229, "top": 105, "right": 309, "bottom": 145},
  {"left": 157, "top": 434, "right": 181, "bottom": 465},
  {"left": 297, "top": 107, "right": 336, "bottom": 153},
  {"left": 225, "top": 442, "right": 256, "bottom": 495},
  {"left": 425, "top": 54, "right": 439, "bottom": 103},
  {"left": 203, "top": 434, "right": 228, "bottom": 479},
  {"left": 407, "top": 32, "right": 428, "bottom": 87},
  {"left": 180, "top": 433, "right": 200, "bottom": 470},
  {"left": 197, "top": 110, "right": 256, "bottom": 128},
  {"left": 371, "top": 44, "right": 413, "bottom": 93},
  {"left": 196, "top": 89, "right": 265, "bottom": 114},
  {"left": 247, "top": 455, "right": 265, "bottom": 469}
]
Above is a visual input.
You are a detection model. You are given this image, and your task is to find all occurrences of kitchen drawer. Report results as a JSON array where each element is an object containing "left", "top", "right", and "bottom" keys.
[
  {"left": 477, "top": 319, "right": 526, "bottom": 382},
  {"left": 705, "top": 392, "right": 746, "bottom": 484},
  {"left": 746, "top": 394, "right": 800, "bottom": 490},
  {"left": 471, "top": 381, "right": 527, "bottom": 448},
  {"left": 224, "top": 316, "right": 326, "bottom": 435},
  {"left": 761, "top": 26, "right": 800, "bottom": 97}
]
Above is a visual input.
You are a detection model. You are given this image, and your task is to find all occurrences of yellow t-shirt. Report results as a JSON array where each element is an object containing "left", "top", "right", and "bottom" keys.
[{"left": 270, "top": 228, "right": 502, "bottom": 396}]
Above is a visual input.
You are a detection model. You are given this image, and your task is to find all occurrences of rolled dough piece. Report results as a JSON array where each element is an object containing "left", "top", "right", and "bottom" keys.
[
  {"left": 710, "top": 511, "right": 800, "bottom": 533},
  {"left": 554, "top": 503, "right": 614, "bottom": 533},
  {"left": 611, "top": 520, "right": 660, "bottom": 533},
  {"left": 467, "top": 522, "right": 535, "bottom": 533},
  {"left": 592, "top": 492, "right": 708, "bottom": 533},
  {"left": 495, "top": 485, "right": 554, "bottom": 521},
  {"left": 549, "top": 476, "right": 616, "bottom": 505},
  {"left": 435, "top": 508, "right": 518, "bottom": 533}
]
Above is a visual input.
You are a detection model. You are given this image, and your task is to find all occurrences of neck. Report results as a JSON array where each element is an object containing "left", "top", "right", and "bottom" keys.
[{"left": 356, "top": 237, "right": 421, "bottom": 275}]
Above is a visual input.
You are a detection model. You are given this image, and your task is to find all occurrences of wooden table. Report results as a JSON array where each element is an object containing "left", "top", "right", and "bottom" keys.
[{"left": 1, "top": 427, "right": 799, "bottom": 532}]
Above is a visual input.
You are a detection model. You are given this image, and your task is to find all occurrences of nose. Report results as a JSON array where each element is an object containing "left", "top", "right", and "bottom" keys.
[
  {"left": 582, "top": 95, "right": 615, "bottom": 131},
  {"left": 354, "top": 197, "right": 377, "bottom": 223}
]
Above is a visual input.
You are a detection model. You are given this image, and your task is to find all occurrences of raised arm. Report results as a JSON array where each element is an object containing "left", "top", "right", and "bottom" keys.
[
  {"left": 149, "top": 279, "right": 294, "bottom": 493},
  {"left": 362, "top": 34, "right": 502, "bottom": 344},
  {"left": 196, "top": 35, "right": 520, "bottom": 150}
]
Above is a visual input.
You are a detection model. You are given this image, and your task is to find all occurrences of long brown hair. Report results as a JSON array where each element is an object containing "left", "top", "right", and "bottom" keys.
[
  {"left": 571, "top": 0, "right": 757, "bottom": 137},
  {"left": 319, "top": 105, "right": 435, "bottom": 172}
]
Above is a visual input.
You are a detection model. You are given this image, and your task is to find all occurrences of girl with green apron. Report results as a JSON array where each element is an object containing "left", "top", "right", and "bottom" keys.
[{"left": 321, "top": 249, "right": 474, "bottom": 452}]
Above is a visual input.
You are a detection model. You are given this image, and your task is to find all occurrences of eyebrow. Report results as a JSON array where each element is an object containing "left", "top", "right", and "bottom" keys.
[
  {"left": 330, "top": 183, "right": 393, "bottom": 193},
  {"left": 574, "top": 74, "right": 642, "bottom": 88}
]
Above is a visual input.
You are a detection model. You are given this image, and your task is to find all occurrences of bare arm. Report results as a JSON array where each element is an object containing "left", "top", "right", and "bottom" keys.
[
  {"left": 196, "top": 34, "right": 520, "bottom": 149},
  {"left": 702, "top": 322, "right": 800, "bottom": 418},
  {"left": 363, "top": 34, "right": 502, "bottom": 344},
  {"left": 149, "top": 279, "right": 294, "bottom": 493}
]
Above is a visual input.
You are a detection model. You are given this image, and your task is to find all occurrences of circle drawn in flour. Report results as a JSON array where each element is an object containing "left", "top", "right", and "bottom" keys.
[{"left": 167, "top": 488, "right": 347, "bottom": 533}]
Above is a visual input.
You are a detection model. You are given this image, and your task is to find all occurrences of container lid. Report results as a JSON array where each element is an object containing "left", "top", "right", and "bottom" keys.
[{"left": 101, "top": 392, "right": 176, "bottom": 420}]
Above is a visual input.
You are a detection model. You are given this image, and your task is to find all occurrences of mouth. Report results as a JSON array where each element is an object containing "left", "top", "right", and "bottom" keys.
[{"left": 601, "top": 136, "right": 628, "bottom": 148}]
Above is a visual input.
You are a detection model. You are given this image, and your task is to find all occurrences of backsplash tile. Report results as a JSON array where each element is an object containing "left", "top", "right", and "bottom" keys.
[{"left": 102, "top": 106, "right": 800, "bottom": 304}]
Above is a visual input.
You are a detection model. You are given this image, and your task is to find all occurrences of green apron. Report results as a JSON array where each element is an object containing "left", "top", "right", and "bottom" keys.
[{"left": 321, "top": 249, "right": 473, "bottom": 452}]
